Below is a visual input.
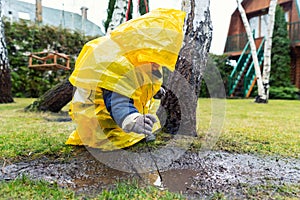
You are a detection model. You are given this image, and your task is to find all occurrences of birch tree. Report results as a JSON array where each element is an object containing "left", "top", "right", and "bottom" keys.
[
  {"left": 259, "top": 0, "right": 278, "bottom": 103},
  {"left": 107, "top": 0, "right": 129, "bottom": 34},
  {"left": 107, "top": 0, "right": 147, "bottom": 33},
  {"left": 236, "top": 0, "right": 264, "bottom": 101},
  {"left": 132, "top": 0, "right": 141, "bottom": 18},
  {"left": 0, "top": 0, "right": 14, "bottom": 103},
  {"left": 236, "top": 0, "right": 278, "bottom": 103},
  {"left": 157, "top": 0, "right": 213, "bottom": 135}
]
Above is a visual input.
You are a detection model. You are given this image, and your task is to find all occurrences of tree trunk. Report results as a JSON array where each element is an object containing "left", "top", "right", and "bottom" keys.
[
  {"left": 0, "top": 0, "right": 14, "bottom": 103},
  {"left": 236, "top": 0, "right": 264, "bottom": 101},
  {"left": 157, "top": 0, "right": 212, "bottom": 136},
  {"left": 259, "top": 0, "right": 278, "bottom": 103},
  {"left": 132, "top": 0, "right": 141, "bottom": 18},
  {"left": 25, "top": 78, "right": 73, "bottom": 112},
  {"left": 107, "top": 0, "right": 129, "bottom": 34}
]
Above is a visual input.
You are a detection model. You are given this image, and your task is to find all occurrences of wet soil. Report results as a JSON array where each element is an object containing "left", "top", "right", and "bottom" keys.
[{"left": 1, "top": 149, "right": 300, "bottom": 199}]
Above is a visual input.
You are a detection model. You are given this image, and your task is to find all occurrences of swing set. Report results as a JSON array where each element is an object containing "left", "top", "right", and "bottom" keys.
[
  {"left": 27, "top": 2, "right": 70, "bottom": 71},
  {"left": 28, "top": 50, "right": 70, "bottom": 71},
  {"left": 27, "top": 0, "right": 149, "bottom": 71}
]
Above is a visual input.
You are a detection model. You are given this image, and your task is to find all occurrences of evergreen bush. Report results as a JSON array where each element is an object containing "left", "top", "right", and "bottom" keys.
[
  {"left": 270, "top": 6, "right": 291, "bottom": 88},
  {"left": 200, "top": 54, "right": 232, "bottom": 97},
  {"left": 269, "top": 86, "right": 299, "bottom": 100}
]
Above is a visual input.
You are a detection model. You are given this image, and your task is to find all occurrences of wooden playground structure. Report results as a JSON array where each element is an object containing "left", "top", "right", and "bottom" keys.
[{"left": 28, "top": 51, "right": 70, "bottom": 71}]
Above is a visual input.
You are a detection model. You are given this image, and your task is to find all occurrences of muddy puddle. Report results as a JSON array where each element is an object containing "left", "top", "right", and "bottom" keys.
[{"left": 1, "top": 150, "right": 300, "bottom": 199}]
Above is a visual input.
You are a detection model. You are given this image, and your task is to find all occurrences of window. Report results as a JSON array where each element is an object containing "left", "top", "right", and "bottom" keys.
[
  {"left": 285, "top": 11, "right": 289, "bottom": 22},
  {"left": 249, "top": 16, "right": 259, "bottom": 37},
  {"left": 285, "top": 11, "right": 290, "bottom": 32},
  {"left": 249, "top": 14, "right": 269, "bottom": 38},
  {"left": 261, "top": 14, "right": 269, "bottom": 37}
]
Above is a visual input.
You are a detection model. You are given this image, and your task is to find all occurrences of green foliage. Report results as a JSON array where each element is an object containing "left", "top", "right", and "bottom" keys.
[
  {"left": 4, "top": 20, "right": 97, "bottom": 98},
  {"left": 200, "top": 53, "right": 233, "bottom": 97},
  {"left": 250, "top": 84, "right": 299, "bottom": 100},
  {"left": 270, "top": 6, "right": 292, "bottom": 88},
  {"left": 269, "top": 86, "right": 299, "bottom": 100}
]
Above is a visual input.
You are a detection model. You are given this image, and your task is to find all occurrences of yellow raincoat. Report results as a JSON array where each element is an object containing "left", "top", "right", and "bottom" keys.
[{"left": 66, "top": 8, "right": 185, "bottom": 150}]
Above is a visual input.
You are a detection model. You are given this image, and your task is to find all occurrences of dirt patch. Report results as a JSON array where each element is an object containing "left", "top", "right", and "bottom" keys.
[
  {"left": 166, "top": 151, "right": 300, "bottom": 198},
  {"left": 1, "top": 150, "right": 300, "bottom": 199}
]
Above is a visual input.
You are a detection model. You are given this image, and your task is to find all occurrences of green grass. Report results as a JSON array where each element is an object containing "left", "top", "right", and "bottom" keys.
[
  {"left": 1, "top": 98, "right": 300, "bottom": 159},
  {"left": 0, "top": 176, "right": 186, "bottom": 200},
  {"left": 241, "top": 183, "right": 300, "bottom": 200},
  {"left": 0, "top": 98, "right": 300, "bottom": 199},
  {"left": 99, "top": 181, "right": 186, "bottom": 200},
  {"left": 197, "top": 99, "right": 300, "bottom": 158},
  {"left": 0, "top": 175, "right": 76, "bottom": 199},
  {"left": 1, "top": 176, "right": 299, "bottom": 200},
  {"left": 0, "top": 98, "right": 75, "bottom": 160},
  {"left": 207, "top": 183, "right": 300, "bottom": 200}
]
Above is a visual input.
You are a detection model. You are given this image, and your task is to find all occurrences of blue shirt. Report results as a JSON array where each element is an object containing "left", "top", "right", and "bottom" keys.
[
  {"left": 102, "top": 69, "right": 162, "bottom": 127},
  {"left": 102, "top": 89, "right": 138, "bottom": 127}
]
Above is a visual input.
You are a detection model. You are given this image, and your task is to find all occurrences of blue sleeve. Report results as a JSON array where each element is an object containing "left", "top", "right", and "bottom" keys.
[{"left": 102, "top": 89, "right": 139, "bottom": 127}]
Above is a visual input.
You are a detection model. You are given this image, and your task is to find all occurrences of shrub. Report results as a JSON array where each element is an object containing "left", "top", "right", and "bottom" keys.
[
  {"left": 269, "top": 86, "right": 299, "bottom": 100},
  {"left": 4, "top": 19, "right": 99, "bottom": 97}
]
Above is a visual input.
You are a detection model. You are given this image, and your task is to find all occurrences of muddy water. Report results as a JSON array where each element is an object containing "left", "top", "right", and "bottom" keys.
[
  {"left": 166, "top": 151, "right": 300, "bottom": 198},
  {"left": 1, "top": 150, "right": 300, "bottom": 199}
]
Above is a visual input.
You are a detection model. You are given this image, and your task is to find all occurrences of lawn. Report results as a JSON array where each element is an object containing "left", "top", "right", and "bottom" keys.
[
  {"left": 226, "top": 99, "right": 300, "bottom": 157},
  {"left": 198, "top": 99, "right": 300, "bottom": 158},
  {"left": 0, "top": 98, "right": 75, "bottom": 160},
  {"left": 0, "top": 98, "right": 299, "bottom": 199}
]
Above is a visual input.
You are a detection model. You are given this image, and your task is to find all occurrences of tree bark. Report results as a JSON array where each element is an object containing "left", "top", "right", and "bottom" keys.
[
  {"left": 0, "top": 0, "right": 14, "bottom": 103},
  {"left": 236, "top": 0, "right": 264, "bottom": 101},
  {"left": 107, "top": 0, "right": 129, "bottom": 34},
  {"left": 132, "top": 0, "right": 141, "bottom": 18},
  {"left": 157, "top": 0, "right": 212, "bottom": 136},
  {"left": 259, "top": 0, "right": 278, "bottom": 103},
  {"left": 25, "top": 78, "right": 73, "bottom": 112}
]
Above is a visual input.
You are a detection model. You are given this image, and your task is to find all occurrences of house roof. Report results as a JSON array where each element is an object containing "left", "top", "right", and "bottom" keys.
[{"left": 3, "top": 0, "right": 104, "bottom": 37}]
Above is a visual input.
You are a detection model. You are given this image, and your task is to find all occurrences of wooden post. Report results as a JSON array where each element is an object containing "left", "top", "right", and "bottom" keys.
[{"left": 35, "top": 0, "right": 42, "bottom": 24}]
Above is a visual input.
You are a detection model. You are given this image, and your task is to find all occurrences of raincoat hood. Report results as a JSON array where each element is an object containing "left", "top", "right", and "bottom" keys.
[
  {"left": 110, "top": 8, "right": 185, "bottom": 70},
  {"left": 69, "top": 8, "right": 186, "bottom": 95}
]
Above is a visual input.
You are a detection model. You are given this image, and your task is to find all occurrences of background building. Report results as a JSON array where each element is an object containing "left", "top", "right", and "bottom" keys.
[
  {"left": 3, "top": 0, "right": 104, "bottom": 36},
  {"left": 224, "top": 0, "right": 300, "bottom": 97}
]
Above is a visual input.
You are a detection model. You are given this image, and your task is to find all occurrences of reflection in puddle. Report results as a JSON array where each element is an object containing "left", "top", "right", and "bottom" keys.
[{"left": 162, "top": 169, "right": 199, "bottom": 193}]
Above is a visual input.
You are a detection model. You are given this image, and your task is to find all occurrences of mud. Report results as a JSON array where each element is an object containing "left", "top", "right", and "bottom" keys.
[{"left": 1, "top": 150, "right": 300, "bottom": 199}]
